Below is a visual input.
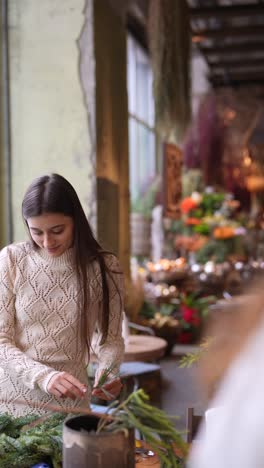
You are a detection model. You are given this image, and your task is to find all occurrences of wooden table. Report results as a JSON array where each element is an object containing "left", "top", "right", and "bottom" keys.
[
  {"left": 136, "top": 450, "right": 160, "bottom": 466},
  {"left": 135, "top": 440, "right": 185, "bottom": 467},
  {"left": 124, "top": 335, "right": 167, "bottom": 362}
]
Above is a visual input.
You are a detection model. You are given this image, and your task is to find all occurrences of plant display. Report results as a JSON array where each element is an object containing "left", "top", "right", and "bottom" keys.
[
  {"left": 131, "top": 176, "right": 161, "bottom": 219},
  {"left": 170, "top": 190, "right": 247, "bottom": 263},
  {"left": 141, "top": 302, "right": 180, "bottom": 331},
  {"left": 148, "top": 0, "right": 190, "bottom": 140},
  {"left": 176, "top": 293, "right": 216, "bottom": 344},
  {"left": 183, "top": 94, "right": 225, "bottom": 187},
  {"left": 97, "top": 389, "right": 188, "bottom": 467},
  {"left": 139, "top": 293, "right": 216, "bottom": 345},
  {"left": 0, "top": 389, "right": 188, "bottom": 468}
]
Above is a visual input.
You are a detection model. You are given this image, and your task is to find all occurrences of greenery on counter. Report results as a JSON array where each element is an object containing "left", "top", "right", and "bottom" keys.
[
  {"left": 0, "top": 412, "right": 64, "bottom": 467},
  {"left": 0, "top": 389, "right": 188, "bottom": 468},
  {"left": 97, "top": 389, "right": 188, "bottom": 467}
]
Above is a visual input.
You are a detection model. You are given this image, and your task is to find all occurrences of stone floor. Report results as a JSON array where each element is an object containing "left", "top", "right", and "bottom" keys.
[{"left": 159, "top": 345, "right": 206, "bottom": 432}]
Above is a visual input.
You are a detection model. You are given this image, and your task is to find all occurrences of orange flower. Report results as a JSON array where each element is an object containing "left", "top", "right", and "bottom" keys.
[
  {"left": 213, "top": 226, "right": 235, "bottom": 239},
  {"left": 185, "top": 217, "right": 201, "bottom": 225},
  {"left": 180, "top": 197, "right": 198, "bottom": 214}
]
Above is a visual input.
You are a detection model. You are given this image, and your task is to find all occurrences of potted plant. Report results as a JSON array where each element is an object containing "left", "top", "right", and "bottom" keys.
[
  {"left": 176, "top": 293, "right": 216, "bottom": 344},
  {"left": 130, "top": 176, "right": 161, "bottom": 258},
  {"left": 0, "top": 389, "right": 188, "bottom": 468},
  {"left": 64, "top": 389, "right": 188, "bottom": 468},
  {"left": 139, "top": 301, "right": 181, "bottom": 355}
]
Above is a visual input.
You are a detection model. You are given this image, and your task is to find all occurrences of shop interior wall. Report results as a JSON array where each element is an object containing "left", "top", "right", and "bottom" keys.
[{"left": 7, "top": 0, "right": 95, "bottom": 242}]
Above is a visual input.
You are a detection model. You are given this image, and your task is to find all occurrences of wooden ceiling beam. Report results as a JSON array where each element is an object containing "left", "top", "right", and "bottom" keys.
[
  {"left": 192, "top": 24, "right": 264, "bottom": 40},
  {"left": 211, "top": 78, "right": 264, "bottom": 88},
  {"left": 210, "top": 59, "right": 264, "bottom": 70},
  {"left": 210, "top": 70, "right": 264, "bottom": 82},
  {"left": 200, "top": 41, "right": 264, "bottom": 55},
  {"left": 191, "top": 4, "right": 264, "bottom": 20},
  {"left": 208, "top": 57, "right": 264, "bottom": 68}
]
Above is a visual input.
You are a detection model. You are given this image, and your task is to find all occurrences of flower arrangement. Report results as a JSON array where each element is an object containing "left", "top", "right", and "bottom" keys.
[
  {"left": 173, "top": 190, "right": 247, "bottom": 263},
  {"left": 176, "top": 293, "right": 216, "bottom": 344},
  {"left": 0, "top": 390, "right": 188, "bottom": 468},
  {"left": 138, "top": 293, "right": 216, "bottom": 346}
]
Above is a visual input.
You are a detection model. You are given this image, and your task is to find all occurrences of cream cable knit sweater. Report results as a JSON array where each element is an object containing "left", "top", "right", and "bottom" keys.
[{"left": 0, "top": 242, "right": 124, "bottom": 416}]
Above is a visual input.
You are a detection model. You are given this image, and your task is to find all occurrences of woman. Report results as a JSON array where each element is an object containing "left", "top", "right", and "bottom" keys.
[
  {"left": 0, "top": 173, "right": 124, "bottom": 416},
  {"left": 188, "top": 288, "right": 264, "bottom": 468}
]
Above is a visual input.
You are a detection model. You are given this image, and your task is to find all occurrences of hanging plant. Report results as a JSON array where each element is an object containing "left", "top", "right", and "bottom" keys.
[
  {"left": 148, "top": 0, "right": 191, "bottom": 142},
  {"left": 183, "top": 94, "right": 226, "bottom": 187}
]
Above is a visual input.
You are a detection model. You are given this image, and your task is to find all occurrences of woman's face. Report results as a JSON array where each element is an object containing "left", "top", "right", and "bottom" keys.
[{"left": 27, "top": 212, "right": 74, "bottom": 257}]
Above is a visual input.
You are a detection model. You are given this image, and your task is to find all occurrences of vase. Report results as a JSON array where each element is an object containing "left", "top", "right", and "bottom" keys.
[
  {"left": 63, "top": 414, "right": 135, "bottom": 468},
  {"left": 130, "top": 213, "right": 151, "bottom": 257}
]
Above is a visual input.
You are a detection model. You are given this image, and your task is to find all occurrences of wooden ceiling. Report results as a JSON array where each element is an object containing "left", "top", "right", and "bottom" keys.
[{"left": 189, "top": 0, "right": 264, "bottom": 88}]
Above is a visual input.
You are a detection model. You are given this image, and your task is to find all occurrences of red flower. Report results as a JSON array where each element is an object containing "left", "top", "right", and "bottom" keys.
[
  {"left": 190, "top": 315, "right": 201, "bottom": 327},
  {"left": 182, "top": 305, "right": 201, "bottom": 327},
  {"left": 182, "top": 305, "right": 196, "bottom": 322},
  {"left": 178, "top": 331, "right": 193, "bottom": 344}
]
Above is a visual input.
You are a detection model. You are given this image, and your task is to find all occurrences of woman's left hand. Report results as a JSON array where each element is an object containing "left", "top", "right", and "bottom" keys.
[{"left": 92, "top": 377, "right": 123, "bottom": 400}]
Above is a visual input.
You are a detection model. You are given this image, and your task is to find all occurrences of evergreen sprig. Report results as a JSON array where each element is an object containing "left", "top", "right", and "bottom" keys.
[
  {"left": 0, "top": 413, "right": 64, "bottom": 467},
  {"left": 97, "top": 389, "right": 188, "bottom": 467}
]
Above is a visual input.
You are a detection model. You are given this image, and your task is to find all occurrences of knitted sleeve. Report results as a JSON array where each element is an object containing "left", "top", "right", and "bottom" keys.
[
  {"left": 93, "top": 254, "right": 125, "bottom": 380},
  {"left": 0, "top": 246, "right": 58, "bottom": 392}
]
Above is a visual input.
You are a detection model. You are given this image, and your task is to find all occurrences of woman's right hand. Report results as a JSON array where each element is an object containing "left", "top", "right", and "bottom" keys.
[{"left": 47, "top": 372, "right": 87, "bottom": 400}]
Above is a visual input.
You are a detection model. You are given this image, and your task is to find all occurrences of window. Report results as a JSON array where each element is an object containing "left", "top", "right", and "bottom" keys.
[{"left": 127, "top": 34, "right": 157, "bottom": 203}]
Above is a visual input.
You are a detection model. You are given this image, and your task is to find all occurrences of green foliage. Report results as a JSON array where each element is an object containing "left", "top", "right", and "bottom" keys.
[
  {"left": 0, "top": 414, "right": 37, "bottom": 439},
  {"left": 200, "top": 193, "right": 225, "bottom": 215},
  {"left": 96, "top": 363, "right": 118, "bottom": 388},
  {"left": 182, "top": 292, "right": 216, "bottom": 314},
  {"left": 97, "top": 389, "right": 188, "bottom": 467},
  {"left": 139, "top": 301, "right": 156, "bottom": 319},
  {"left": 182, "top": 169, "right": 204, "bottom": 197},
  {"left": 195, "top": 236, "right": 246, "bottom": 264},
  {"left": 0, "top": 413, "right": 64, "bottom": 467},
  {"left": 195, "top": 239, "right": 230, "bottom": 264},
  {"left": 179, "top": 338, "right": 212, "bottom": 368},
  {"left": 148, "top": 0, "right": 190, "bottom": 140},
  {"left": 0, "top": 388, "right": 189, "bottom": 467},
  {"left": 131, "top": 177, "right": 160, "bottom": 219},
  {"left": 160, "top": 303, "right": 177, "bottom": 317},
  {"left": 193, "top": 223, "right": 210, "bottom": 235},
  {"left": 179, "top": 351, "right": 202, "bottom": 368},
  {"left": 94, "top": 364, "right": 120, "bottom": 399},
  {"left": 139, "top": 302, "right": 179, "bottom": 320}
]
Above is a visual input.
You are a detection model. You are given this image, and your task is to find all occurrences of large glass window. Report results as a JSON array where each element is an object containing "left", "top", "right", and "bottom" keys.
[{"left": 127, "top": 34, "right": 157, "bottom": 202}]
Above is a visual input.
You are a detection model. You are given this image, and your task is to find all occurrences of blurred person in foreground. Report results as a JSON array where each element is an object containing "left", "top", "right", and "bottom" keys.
[{"left": 188, "top": 283, "right": 264, "bottom": 468}]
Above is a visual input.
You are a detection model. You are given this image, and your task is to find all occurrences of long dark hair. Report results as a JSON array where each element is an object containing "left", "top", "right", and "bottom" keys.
[{"left": 22, "top": 173, "right": 121, "bottom": 354}]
